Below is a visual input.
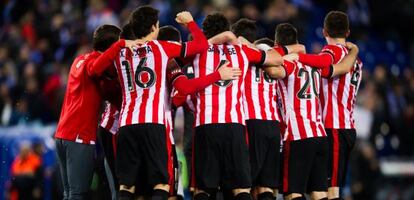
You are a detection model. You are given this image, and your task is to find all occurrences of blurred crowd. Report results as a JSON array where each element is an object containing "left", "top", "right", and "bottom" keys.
[{"left": 0, "top": 0, "right": 414, "bottom": 199}]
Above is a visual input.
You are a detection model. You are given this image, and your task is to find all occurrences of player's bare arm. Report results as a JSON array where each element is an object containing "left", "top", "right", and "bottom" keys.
[{"left": 208, "top": 31, "right": 239, "bottom": 45}]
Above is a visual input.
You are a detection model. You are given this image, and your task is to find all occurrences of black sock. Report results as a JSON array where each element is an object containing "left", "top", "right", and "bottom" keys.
[
  {"left": 151, "top": 189, "right": 169, "bottom": 200},
  {"left": 258, "top": 192, "right": 275, "bottom": 200},
  {"left": 222, "top": 189, "right": 233, "bottom": 200},
  {"left": 234, "top": 192, "right": 252, "bottom": 200},
  {"left": 291, "top": 196, "right": 307, "bottom": 200},
  {"left": 118, "top": 190, "right": 134, "bottom": 200},
  {"left": 194, "top": 192, "right": 210, "bottom": 200}
]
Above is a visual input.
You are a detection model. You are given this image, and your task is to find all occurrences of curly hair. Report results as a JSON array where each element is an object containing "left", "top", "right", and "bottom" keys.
[
  {"left": 92, "top": 24, "right": 122, "bottom": 52},
  {"left": 202, "top": 13, "right": 230, "bottom": 39},
  {"left": 130, "top": 6, "right": 159, "bottom": 39},
  {"left": 324, "top": 11, "right": 349, "bottom": 38},
  {"left": 158, "top": 26, "right": 181, "bottom": 42},
  {"left": 275, "top": 23, "right": 298, "bottom": 46},
  {"left": 231, "top": 18, "right": 257, "bottom": 43}
]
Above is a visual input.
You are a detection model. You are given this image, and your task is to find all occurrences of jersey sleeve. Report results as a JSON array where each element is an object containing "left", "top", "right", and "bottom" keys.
[
  {"left": 320, "top": 44, "right": 344, "bottom": 64},
  {"left": 321, "top": 65, "right": 334, "bottom": 78},
  {"left": 87, "top": 39, "right": 125, "bottom": 77},
  {"left": 172, "top": 91, "right": 188, "bottom": 108},
  {"left": 167, "top": 59, "right": 186, "bottom": 86},
  {"left": 274, "top": 46, "right": 288, "bottom": 56},
  {"left": 160, "top": 21, "right": 208, "bottom": 58},
  {"left": 282, "top": 60, "right": 296, "bottom": 76},
  {"left": 173, "top": 71, "right": 221, "bottom": 95},
  {"left": 242, "top": 45, "right": 266, "bottom": 65},
  {"left": 298, "top": 53, "right": 333, "bottom": 68}
]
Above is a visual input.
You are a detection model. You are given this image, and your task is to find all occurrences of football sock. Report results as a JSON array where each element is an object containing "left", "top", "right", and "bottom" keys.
[
  {"left": 234, "top": 192, "right": 252, "bottom": 200},
  {"left": 151, "top": 189, "right": 169, "bottom": 200},
  {"left": 222, "top": 189, "right": 233, "bottom": 200},
  {"left": 194, "top": 192, "right": 210, "bottom": 200},
  {"left": 258, "top": 192, "right": 275, "bottom": 200},
  {"left": 118, "top": 190, "right": 134, "bottom": 200}
]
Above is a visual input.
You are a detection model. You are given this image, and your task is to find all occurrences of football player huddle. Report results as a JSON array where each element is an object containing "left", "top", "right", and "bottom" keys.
[{"left": 54, "top": 5, "right": 361, "bottom": 200}]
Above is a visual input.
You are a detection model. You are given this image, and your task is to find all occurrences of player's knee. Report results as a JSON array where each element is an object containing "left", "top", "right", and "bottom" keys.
[
  {"left": 285, "top": 193, "right": 304, "bottom": 200},
  {"left": 153, "top": 184, "right": 170, "bottom": 192},
  {"left": 233, "top": 188, "right": 251, "bottom": 195}
]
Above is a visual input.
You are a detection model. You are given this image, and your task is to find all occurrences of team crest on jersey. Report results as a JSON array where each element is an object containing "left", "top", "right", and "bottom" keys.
[{"left": 135, "top": 57, "right": 156, "bottom": 89}]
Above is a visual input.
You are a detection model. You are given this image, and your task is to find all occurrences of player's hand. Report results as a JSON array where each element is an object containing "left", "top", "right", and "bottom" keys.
[
  {"left": 283, "top": 53, "right": 299, "bottom": 62},
  {"left": 346, "top": 42, "right": 359, "bottom": 53},
  {"left": 218, "top": 62, "right": 242, "bottom": 80},
  {"left": 286, "top": 44, "right": 306, "bottom": 53},
  {"left": 124, "top": 40, "right": 141, "bottom": 52},
  {"left": 176, "top": 11, "right": 194, "bottom": 25}
]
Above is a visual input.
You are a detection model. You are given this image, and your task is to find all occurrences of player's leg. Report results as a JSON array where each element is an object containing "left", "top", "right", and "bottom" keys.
[
  {"left": 55, "top": 139, "right": 69, "bottom": 200},
  {"left": 251, "top": 120, "right": 282, "bottom": 200},
  {"left": 327, "top": 129, "right": 356, "bottom": 200},
  {"left": 308, "top": 137, "right": 328, "bottom": 200},
  {"left": 65, "top": 140, "right": 95, "bottom": 200},
  {"left": 97, "top": 126, "right": 118, "bottom": 199},
  {"left": 116, "top": 125, "right": 142, "bottom": 200},
  {"left": 141, "top": 124, "right": 172, "bottom": 200},
  {"left": 193, "top": 124, "right": 221, "bottom": 200},
  {"left": 221, "top": 123, "right": 252, "bottom": 200},
  {"left": 282, "top": 139, "right": 314, "bottom": 200}
]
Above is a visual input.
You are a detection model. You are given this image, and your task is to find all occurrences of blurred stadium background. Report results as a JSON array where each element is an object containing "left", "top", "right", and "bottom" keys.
[{"left": 0, "top": 0, "right": 414, "bottom": 199}]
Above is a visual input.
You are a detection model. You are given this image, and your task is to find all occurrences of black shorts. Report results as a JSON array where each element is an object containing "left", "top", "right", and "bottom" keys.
[
  {"left": 282, "top": 137, "right": 328, "bottom": 194},
  {"left": 193, "top": 123, "right": 251, "bottom": 190},
  {"left": 246, "top": 119, "right": 281, "bottom": 188},
  {"left": 116, "top": 123, "right": 171, "bottom": 189},
  {"left": 326, "top": 128, "right": 356, "bottom": 187}
]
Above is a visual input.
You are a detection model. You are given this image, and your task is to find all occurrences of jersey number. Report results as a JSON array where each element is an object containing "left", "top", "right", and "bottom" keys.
[
  {"left": 122, "top": 58, "right": 156, "bottom": 91},
  {"left": 297, "top": 68, "right": 320, "bottom": 99},
  {"left": 255, "top": 67, "right": 274, "bottom": 84},
  {"left": 350, "top": 63, "right": 361, "bottom": 87}
]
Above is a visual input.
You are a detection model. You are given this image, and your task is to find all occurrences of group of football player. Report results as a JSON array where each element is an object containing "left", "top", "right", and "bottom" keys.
[{"left": 54, "top": 4, "right": 362, "bottom": 200}]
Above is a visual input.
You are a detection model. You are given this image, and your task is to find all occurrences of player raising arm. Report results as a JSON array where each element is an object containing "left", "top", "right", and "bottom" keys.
[{"left": 86, "top": 6, "right": 210, "bottom": 200}]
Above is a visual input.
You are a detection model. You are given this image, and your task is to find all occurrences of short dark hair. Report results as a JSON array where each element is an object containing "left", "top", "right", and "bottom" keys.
[
  {"left": 130, "top": 6, "right": 159, "bottom": 39},
  {"left": 275, "top": 23, "right": 298, "bottom": 46},
  {"left": 158, "top": 26, "right": 181, "bottom": 42},
  {"left": 120, "top": 23, "right": 135, "bottom": 40},
  {"left": 231, "top": 18, "right": 256, "bottom": 43},
  {"left": 324, "top": 11, "right": 349, "bottom": 38},
  {"left": 202, "top": 13, "right": 230, "bottom": 39},
  {"left": 92, "top": 24, "right": 122, "bottom": 52},
  {"left": 254, "top": 38, "right": 274, "bottom": 47}
]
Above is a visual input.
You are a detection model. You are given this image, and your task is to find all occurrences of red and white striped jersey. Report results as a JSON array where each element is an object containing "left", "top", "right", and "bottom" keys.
[
  {"left": 243, "top": 65, "right": 280, "bottom": 121},
  {"left": 277, "top": 61, "right": 327, "bottom": 141},
  {"left": 320, "top": 44, "right": 363, "bottom": 129},
  {"left": 193, "top": 44, "right": 266, "bottom": 126},
  {"left": 100, "top": 101, "right": 119, "bottom": 135},
  {"left": 115, "top": 40, "right": 187, "bottom": 127}
]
